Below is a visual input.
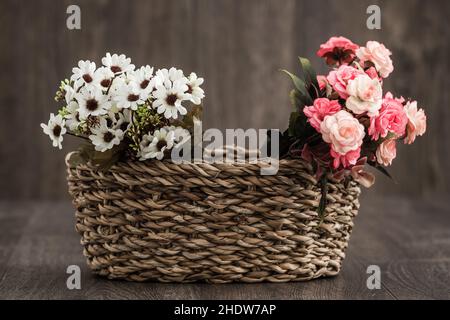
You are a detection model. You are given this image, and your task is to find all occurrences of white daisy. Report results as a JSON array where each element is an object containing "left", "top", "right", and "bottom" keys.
[
  {"left": 108, "top": 76, "right": 126, "bottom": 98},
  {"left": 104, "top": 109, "right": 132, "bottom": 132},
  {"left": 152, "top": 80, "right": 189, "bottom": 119},
  {"left": 186, "top": 72, "right": 205, "bottom": 105},
  {"left": 71, "top": 60, "right": 96, "bottom": 87},
  {"left": 113, "top": 82, "right": 146, "bottom": 110},
  {"left": 137, "top": 133, "right": 154, "bottom": 159},
  {"left": 40, "top": 113, "right": 67, "bottom": 149},
  {"left": 128, "top": 65, "right": 154, "bottom": 98},
  {"left": 88, "top": 118, "right": 124, "bottom": 152},
  {"left": 139, "top": 128, "right": 175, "bottom": 160},
  {"left": 76, "top": 87, "right": 111, "bottom": 117},
  {"left": 64, "top": 85, "right": 76, "bottom": 104},
  {"left": 65, "top": 100, "right": 83, "bottom": 131},
  {"left": 93, "top": 67, "right": 115, "bottom": 91},
  {"left": 155, "top": 67, "right": 186, "bottom": 85},
  {"left": 102, "top": 53, "right": 135, "bottom": 74}
]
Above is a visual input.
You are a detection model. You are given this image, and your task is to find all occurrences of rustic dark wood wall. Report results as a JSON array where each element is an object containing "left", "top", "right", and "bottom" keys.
[{"left": 0, "top": 0, "right": 448, "bottom": 200}]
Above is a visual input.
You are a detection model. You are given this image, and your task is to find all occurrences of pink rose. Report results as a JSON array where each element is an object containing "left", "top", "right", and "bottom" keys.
[
  {"left": 365, "top": 66, "right": 379, "bottom": 80},
  {"left": 317, "top": 36, "right": 359, "bottom": 66},
  {"left": 304, "top": 98, "right": 342, "bottom": 132},
  {"left": 356, "top": 41, "right": 394, "bottom": 78},
  {"left": 376, "top": 139, "right": 397, "bottom": 166},
  {"left": 327, "top": 65, "right": 364, "bottom": 99},
  {"left": 368, "top": 92, "right": 408, "bottom": 140},
  {"left": 320, "top": 110, "right": 365, "bottom": 155},
  {"left": 404, "top": 101, "right": 426, "bottom": 144},
  {"left": 317, "top": 75, "right": 328, "bottom": 91},
  {"left": 330, "top": 147, "right": 361, "bottom": 169},
  {"left": 346, "top": 74, "right": 383, "bottom": 116}
]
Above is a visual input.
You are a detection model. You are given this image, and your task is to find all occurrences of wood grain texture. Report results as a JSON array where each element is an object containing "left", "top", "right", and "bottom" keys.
[
  {"left": 0, "top": 195, "right": 449, "bottom": 299},
  {"left": 0, "top": 0, "right": 449, "bottom": 200}
]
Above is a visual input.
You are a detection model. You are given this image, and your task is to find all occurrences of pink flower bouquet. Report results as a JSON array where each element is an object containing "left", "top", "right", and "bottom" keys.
[{"left": 281, "top": 36, "right": 427, "bottom": 197}]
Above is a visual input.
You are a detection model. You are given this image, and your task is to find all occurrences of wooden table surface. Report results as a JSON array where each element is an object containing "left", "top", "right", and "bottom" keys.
[{"left": 0, "top": 194, "right": 449, "bottom": 300}]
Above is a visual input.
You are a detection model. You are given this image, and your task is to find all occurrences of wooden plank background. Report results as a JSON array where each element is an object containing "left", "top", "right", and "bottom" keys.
[{"left": 0, "top": 0, "right": 448, "bottom": 200}]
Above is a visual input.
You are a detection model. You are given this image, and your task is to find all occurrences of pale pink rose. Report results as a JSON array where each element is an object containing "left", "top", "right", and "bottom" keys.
[
  {"left": 304, "top": 98, "right": 342, "bottom": 131},
  {"left": 326, "top": 65, "right": 364, "bottom": 99},
  {"left": 376, "top": 139, "right": 397, "bottom": 166},
  {"left": 317, "top": 75, "right": 328, "bottom": 91},
  {"left": 317, "top": 36, "right": 359, "bottom": 65},
  {"left": 320, "top": 110, "right": 365, "bottom": 155},
  {"left": 404, "top": 101, "right": 427, "bottom": 144},
  {"left": 368, "top": 92, "right": 408, "bottom": 140},
  {"left": 330, "top": 147, "right": 361, "bottom": 169},
  {"left": 356, "top": 41, "right": 394, "bottom": 78},
  {"left": 346, "top": 74, "right": 383, "bottom": 116}
]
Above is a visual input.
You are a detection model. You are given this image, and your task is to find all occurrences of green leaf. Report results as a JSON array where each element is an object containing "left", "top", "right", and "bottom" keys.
[
  {"left": 281, "top": 69, "right": 312, "bottom": 105},
  {"left": 369, "top": 162, "right": 395, "bottom": 181},
  {"left": 298, "top": 57, "right": 319, "bottom": 97}
]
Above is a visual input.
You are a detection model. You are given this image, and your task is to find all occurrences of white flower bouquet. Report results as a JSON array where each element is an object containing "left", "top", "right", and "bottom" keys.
[{"left": 41, "top": 53, "right": 204, "bottom": 168}]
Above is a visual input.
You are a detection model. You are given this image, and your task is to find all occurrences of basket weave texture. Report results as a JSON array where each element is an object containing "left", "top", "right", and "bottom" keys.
[{"left": 66, "top": 152, "right": 361, "bottom": 283}]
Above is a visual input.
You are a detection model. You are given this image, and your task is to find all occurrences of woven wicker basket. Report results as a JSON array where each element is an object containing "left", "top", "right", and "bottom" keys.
[{"left": 66, "top": 152, "right": 361, "bottom": 283}]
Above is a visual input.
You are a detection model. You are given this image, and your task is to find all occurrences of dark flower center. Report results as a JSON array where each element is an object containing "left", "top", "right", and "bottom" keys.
[
  {"left": 120, "top": 122, "right": 129, "bottom": 131},
  {"left": 186, "top": 85, "right": 193, "bottom": 94},
  {"left": 140, "top": 80, "right": 150, "bottom": 89},
  {"left": 127, "top": 94, "right": 139, "bottom": 102},
  {"left": 53, "top": 125, "right": 62, "bottom": 137},
  {"left": 103, "top": 131, "right": 114, "bottom": 143},
  {"left": 166, "top": 94, "right": 177, "bottom": 106},
  {"left": 106, "top": 118, "right": 113, "bottom": 127},
  {"left": 156, "top": 140, "right": 167, "bottom": 151},
  {"left": 110, "top": 66, "right": 122, "bottom": 73},
  {"left": 86, "top": 99, "right": 99, "bottom": 111},
  {"left": 100, "top": 79, "right": 111, "bottom": 88},
  {"left": 82, "top": 74, "right": 93, "bottom": 83}
]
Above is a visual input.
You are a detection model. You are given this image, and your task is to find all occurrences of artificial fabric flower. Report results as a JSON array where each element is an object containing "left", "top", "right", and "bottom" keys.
[
  {"left": 326, "top": 65, "right": 364, "bottom": 99},
  {"left": 330, "top": 147, "right": 361, "bottom": 169},
  {"left": 102, "top": 53, "right": 135, "bottom": 74},
  {"left": 186, "top": 72, "right": 205, "bottom": 105},
  {"left": 368, "top": 92, "right": 408, "bottom": 140},
  {"left": 356, "top": 41, "right": 394, "bottom": 78},
  {"left": 153, "top": 80, "right": 189, "bottom": 119},
  {"left": 71, "top": 60, "right": 96, "bottom": 87},
  {"left": 316, "top": 75, "right": 328, "bottom": 91},
  {"left": 76, "top": 86, "right": 111, "bottom": 117},
  {"left": 376, "top": 139, "right": 397, "bottom": 166},
  {"left": 404, "top": 101, "right": 427, "bottom": 144},
  {"left": 65, "top": 99, "right": 83, "bottom": 131},
  {"left": 93, "top": 67, "right": 115, "bottom": 90},
  {"left": 320, "top": 110, "right": 365, "bottom": 155},
  {"left": 316, "top": 36, "right": 359, "bottom": 66},
  {"left": 155, "top": 67, "right": 186, "bottom": 85},
  {"left": 88, "top": 118, "right": 124, "bottom": 152},
  {"left": 64, "top": 85, "right": 76, "bottom": 104},
  {"left": 139, "top": 128, "right": 175, "bottom": 160},
  {"left": 40, "top": 113, "right": 67, "bottom": 149},
  {"left": 128, "top": 65, "right": 154, "bottom": 97},
  {"left": 106, "top": 109, "right": 132, "bottom": 132},
  {"left": 113, "top": 82, "right": 146, "bottom": 110},
  {"left": 345, "top": 74, "right": 383, "bottom": 116},
  {"left": 303, "top": 98, "right": 341, "bottom": 132}
]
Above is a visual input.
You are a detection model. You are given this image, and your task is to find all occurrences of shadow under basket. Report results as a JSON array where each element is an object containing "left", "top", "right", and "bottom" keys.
[{"left": 66, "top": 152, "right": 361, "bottom": 283}]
